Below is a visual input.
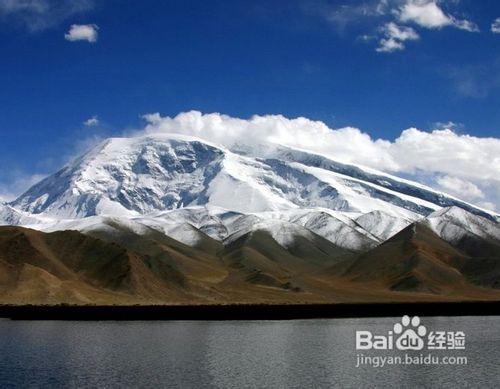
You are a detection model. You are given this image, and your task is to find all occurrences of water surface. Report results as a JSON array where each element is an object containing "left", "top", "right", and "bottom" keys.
[{"left": 0, "top": 316, "right": 498, "bottom": 388}]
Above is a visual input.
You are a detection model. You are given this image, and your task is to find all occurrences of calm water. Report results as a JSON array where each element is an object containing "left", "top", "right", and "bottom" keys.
[{"left": 0, "top": 316, "right": 498, "bottom": 388}]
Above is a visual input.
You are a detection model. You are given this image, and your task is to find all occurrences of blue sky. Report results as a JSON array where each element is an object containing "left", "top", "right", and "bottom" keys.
[{"left": 0, "top": 0, "right": 499, "bottom": 209}]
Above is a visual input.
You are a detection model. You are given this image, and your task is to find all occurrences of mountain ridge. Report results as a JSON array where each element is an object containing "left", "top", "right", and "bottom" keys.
[
  {"left": 1, "top": 134, "right": 499, "bottom": 305},
  {"left": 9, "top": 134, "right": 498, "bottom": 220}
]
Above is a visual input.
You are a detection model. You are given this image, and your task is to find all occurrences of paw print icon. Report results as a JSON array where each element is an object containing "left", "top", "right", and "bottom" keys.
[{"left": 394, "top": 315, "right": 427, "bottom": 350}]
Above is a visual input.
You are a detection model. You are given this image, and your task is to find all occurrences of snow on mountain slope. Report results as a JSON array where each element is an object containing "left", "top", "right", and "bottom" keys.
[
  {"left": 143, "top": 207, "right": 392, "bottom": 250},
  {"left": 146, "top": 207, "right": 381, "bottom": 250},
  {"left": 11, "top": 135, "right": 227, "bottom": 218},
  {"left": 425, "top": 206, "right": 500, "bottom": 245},
  {"left": 266, "top": 145, "right": 498, "bottom": 221},
  {"left": 355, "top": 211, "right": 414, "bottom": 241},
  {"left": 248, "top": 209, "right": 380, "bottom": 251},
  {"left": 6, "top": 133, "right": 500, "bottom": 253},
  {"left": 35, "top": 214, "right": 207, "bottom": 247},
  {"left": 11, "top": 133, "right": 498, "bottom": 221},
  {"left": 16, "top": 205, "right": 372, "bottom": 251},
  {"left": 0, "top": 202, "right": 50, "bottom": 226},
  {"left": 284, "top": 161, "right": 434, "bottom": 218},
  {"left": 138, "top": 206, "right": 231, "bottom": 240},
  {"left": 37, "top": 215, "right": 150, "bottom": 236},
  {"left": 223, "top": 218, "right": 321, "bottom": 248}
]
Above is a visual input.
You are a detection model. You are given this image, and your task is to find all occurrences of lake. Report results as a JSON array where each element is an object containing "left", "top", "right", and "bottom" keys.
[{"left": 0, "top": 316, "right": 498, "bottom": 388}]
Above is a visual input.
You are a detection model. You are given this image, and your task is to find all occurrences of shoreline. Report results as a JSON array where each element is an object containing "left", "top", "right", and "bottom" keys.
[{"left": 1, "top": 301, "right": 500, "bottom": 320}]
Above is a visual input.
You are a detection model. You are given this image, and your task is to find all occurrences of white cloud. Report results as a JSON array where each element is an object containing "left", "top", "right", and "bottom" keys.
[
  {"left": 432, "top": 121, "right": 463, "bottom": 131},
  {"left": 437, "top": 175, "right": 484, "bottom": 200},
  {"left": 491, "top": 18, "right": 500, "bottom": 33},
  {"left": 322, "top": 1, "right": 386, "bottom": 31},
  {"left": 377, "top": 38, "right": 404, "bottom": 52},
  {"left": 141, "top": 111, "right": 500, "bottom": 211},
  {"left": 453, "top": 19, "right": 479, "bottom": 33},
  {"left": 2, "top": 110, "right": 498, "bottom": 212},
  {"left": 398, "top": 0, "right": 449, "bottom": 28},
  {"left": 324, "top": 1, "right": 478, "bottom": 52},
  {"left": 478, "top": 201, "right": 497, "bottom": 212},
  {"left": 390, "top": 128, "right": 500, "bottom": 182},
  {"left": 0, "top": 0, "right": 94, "bottom": 32},
  {"left": 64, "top": 23, "right": 98, "bottom": 42},
  {"left": 84, "top": 115, "right": 99, "bottom": 126},
  {"left": 141, "top": 111, "right": 398, "bottom": 170},
  {"left": 376, "top": 22, "right": 419, "bottom": 52},
  {"left": 397, "top": 0, "right": 478, "bottom": 32}
]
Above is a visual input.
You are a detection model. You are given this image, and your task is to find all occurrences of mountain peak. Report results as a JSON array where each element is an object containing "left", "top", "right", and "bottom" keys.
[
  {"left": 425, "top": 205, "right": 500, "bottom": 245},
  {"left": 7, "top": 133, "right": 498, "bottom": 224},
  {"left": 428, "top": 206, "right": 471, "bottom": 219}
]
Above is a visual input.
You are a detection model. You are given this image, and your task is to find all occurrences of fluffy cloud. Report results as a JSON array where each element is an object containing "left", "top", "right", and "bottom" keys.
[
  {"left": 376, "top": 22, "right": 419, "bottom": 52},
  {"left": 321, "top": 0, "right": 478, "bottom": 52},
  {"left": 84, "top": 115, "right": 99, "bottom": 126},
  {"left": 491, "top": 18, "right": 500, "bottom": 33},
  {"left": 142, "top": 112, "right": 398, "bottom": 170},
  {"left": 142, "top": 111, "right": 500, "bottom": 211},
  {"left": 0, "top": 0, "right": 94, "bottom": 32},
  {"left": 436, "top": 175, "right": 484, "bottom": 200},
  {"left": 64, "top": 23, "right": 98, "bottom": 42},
  {"left": 389, "top": 128, "right": 500, "bottom": 181},
  {"left": 398, "top": 0, "right": 450, "bottom": 28},
  {"left": 397, "top": 0, "right": 478, "bottom": 32}
]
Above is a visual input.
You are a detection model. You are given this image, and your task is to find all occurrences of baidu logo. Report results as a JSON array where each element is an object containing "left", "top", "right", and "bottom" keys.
[
  {"left": 394, "top": 315, "right": 427, "bottom": 350},
  {"left": 356, "top": 315, "right": 464, "bottom": 351}
]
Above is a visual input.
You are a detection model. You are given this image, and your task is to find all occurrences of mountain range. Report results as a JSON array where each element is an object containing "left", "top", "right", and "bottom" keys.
[{"left": 1, "top": 133, "right": 500, "bottom": 305}]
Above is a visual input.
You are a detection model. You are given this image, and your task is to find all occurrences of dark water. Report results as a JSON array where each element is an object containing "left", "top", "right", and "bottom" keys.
[{"left": 0, "top": 316, "right": 498, "bottom": 388}]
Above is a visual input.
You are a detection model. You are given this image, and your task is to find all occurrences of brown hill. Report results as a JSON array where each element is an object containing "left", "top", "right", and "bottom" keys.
[
  {"left": 0, "top": 226, "right": 197, "bottom": 305},
  {"left": 1, "top": 222, "right": 500, "bottom": 306},
  {"left": 336, "top": 223, "right": 500, "bottom": 298}
]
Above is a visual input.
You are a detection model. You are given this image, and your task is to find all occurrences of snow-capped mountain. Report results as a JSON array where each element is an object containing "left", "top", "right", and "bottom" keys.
[
  {"left": 2, "top": 132, "right": 500, "bottom": 306},
  {"left": 10, "top": 133, "right": 497, "bottom": 218},
  {"left": 2, "top": 133, "right": 500, "bottom": 251},
  {"left": 425, "top": 206, "right": 500, "bottom": 245},
  {"left": 0, "top": 202, "right": 50, "bottom": 226}
]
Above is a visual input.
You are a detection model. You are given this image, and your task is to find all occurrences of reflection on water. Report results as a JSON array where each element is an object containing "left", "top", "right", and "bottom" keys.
[{"left": 0, "top": 316, "right": 498, "bottom": 388}]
